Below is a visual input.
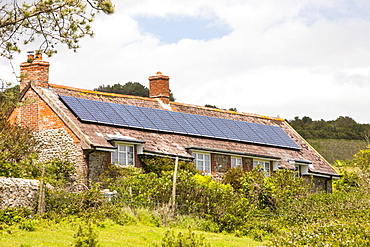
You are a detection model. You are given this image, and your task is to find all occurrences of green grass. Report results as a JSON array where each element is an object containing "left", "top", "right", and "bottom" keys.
[
  {"left": 0, "top": 220, "right": 262, "bottom": 247},
  {"left": 307, "top": 139, "right": 368, "bottom": 164}
]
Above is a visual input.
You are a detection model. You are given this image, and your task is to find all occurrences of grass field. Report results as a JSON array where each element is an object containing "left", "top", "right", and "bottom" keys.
[
  {"left": 0, "top": 219, "right": 262, "bottom": 247},
  {"left": 307, "top": 139, "right": 368, "bottom": 164}
]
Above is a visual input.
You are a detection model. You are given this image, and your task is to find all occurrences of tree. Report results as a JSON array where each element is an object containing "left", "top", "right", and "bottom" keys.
[
  {"left": 0, "top": 0, "right": 114, "bottom": 58},
  {"left": 0, "top": 82, "right": 19, "bottom": 118},
  {"left": 95, "top": 82, "right": 149, "bottom": 97},
  {"left": 95, "top": 82, "right": 176, "bottom": 101},
  {"left": 205, "top": 104, "right": 218, "bottom": 109}
]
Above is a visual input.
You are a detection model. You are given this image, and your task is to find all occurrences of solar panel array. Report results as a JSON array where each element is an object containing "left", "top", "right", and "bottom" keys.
[{"left": 59, "top": 95, "right": 300, "bottom": 150}]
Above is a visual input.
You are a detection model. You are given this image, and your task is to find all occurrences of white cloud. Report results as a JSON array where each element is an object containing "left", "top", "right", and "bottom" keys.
[{"left": 3, "top": 0, "right": 370, "bottom": 123}]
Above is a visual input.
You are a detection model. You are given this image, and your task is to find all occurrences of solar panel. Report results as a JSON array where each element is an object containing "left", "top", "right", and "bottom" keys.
[
  {"left": 110, "top": 103, "right": 143, "bottom": 128},
  {"left": 59, "top": 95, "right": 300, "bottom": 150},
  {"left": 159, "top": 110, "right": 188, "bottom": 134},
  {"left": 139, "top": 107, "right": 173, "bottom": 132}
]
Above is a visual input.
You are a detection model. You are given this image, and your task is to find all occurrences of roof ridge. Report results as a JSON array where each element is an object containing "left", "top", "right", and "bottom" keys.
[
  {"left": 170, "top": 101, "right": 285, "bottom": 121},
  {"left": 50, "top": 83, "right": 284, "bottom": 121},
  {"left": 49, "top": 83, "right": 158, "bottom": 102}
]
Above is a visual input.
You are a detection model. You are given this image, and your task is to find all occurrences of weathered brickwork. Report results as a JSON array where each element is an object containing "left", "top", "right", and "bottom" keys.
[
  {"left": 34, "top": 128, "right": 87, "bottom": 183},
  {"left": 20, "top": 54, "right": 49, "bottom": 91},
  {"left": 0, "top": 177, "right": 39, "bottom": 209},
  {"left": 242, "top": 157, "right": 253, "bottom": 172},
  {"left": 9, "top": 88, "right": 80, "bottom": 143},
  {"left": 211, "top": 154, "right": 230, "bottom": 173},
  {"left": 87, "top": 151, "right": 110, "bottom": 183},
  {"left": 149, "top": 72, "right": 170, "bottom": 104},
  {"left": 305, "top": 176, "right": 332, "bottom": 193}
]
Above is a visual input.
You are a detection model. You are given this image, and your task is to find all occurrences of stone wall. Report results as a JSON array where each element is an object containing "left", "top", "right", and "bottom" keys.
[
  {"left": 87, "top": 150, "right": 110, "bottom": 183},
  {"left": 34, "top": 128, "right": 87, "bottom": 183},
  {"left": 0, "top": 177, "right": 39, "bottom": 209},
  {"left": 304, "top": 176, "right": 332, "bottom": 193}
]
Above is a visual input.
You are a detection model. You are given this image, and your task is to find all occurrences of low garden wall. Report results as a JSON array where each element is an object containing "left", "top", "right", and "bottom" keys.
[{"left": 0, "top": 177, "right": 39, "bottom": 209}]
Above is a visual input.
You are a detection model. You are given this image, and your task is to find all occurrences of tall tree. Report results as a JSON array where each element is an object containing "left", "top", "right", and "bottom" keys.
[
  {"left": 95, "top": 82, "right": 149, "bottom": 97},
  {"left": 0, "top": 0, "right": 114, "bottom": 58},
  {"left": 95, "top": 82, "right": 176, "bottom": 101}
]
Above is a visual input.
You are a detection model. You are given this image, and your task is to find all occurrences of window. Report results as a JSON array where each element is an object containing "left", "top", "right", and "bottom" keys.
[
  {"left": 194, "top": 153, "right": 211, "bottom": 173},
  {"left": 253, "top": 160, "right": 270, "bottom": 176},
  {"left": 112, "top": 144, "right": 134, "bottom": 167},
  {"left": 231, "top": 157, "right": 242, "bottom": 169}
]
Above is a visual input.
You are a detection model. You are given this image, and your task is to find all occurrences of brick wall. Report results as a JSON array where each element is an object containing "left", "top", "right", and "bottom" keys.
[
  {"left": 149, "top": 72, "right": 170, "bottom": 104},
  {"left": 242, "top": 157, "right": 253, "bottom": 172},
  {"left": 20, "top": 53, "right": 49, "bottom": 91},
  {"left": 9, "top": 87, "right": 86, "bottom": 183}
]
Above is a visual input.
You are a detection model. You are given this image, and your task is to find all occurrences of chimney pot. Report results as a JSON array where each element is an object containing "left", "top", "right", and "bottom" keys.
[
  {"left": 35, "top": 52, "right": 42, "bottom": 60},
  {"left": 149, "top": 72, "right": 170, "bottom": 104},
  {"left": 20, "top": 52, "right": 50, "bottom": 91}
]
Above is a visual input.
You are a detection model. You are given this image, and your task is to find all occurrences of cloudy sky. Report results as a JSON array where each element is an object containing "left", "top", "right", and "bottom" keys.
[{"left": 2, "top": 0, "right": 370, "bottom": 123}]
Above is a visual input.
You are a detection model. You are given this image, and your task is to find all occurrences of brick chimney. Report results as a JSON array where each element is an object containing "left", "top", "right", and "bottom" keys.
[
  {"left": 20, "top": 51, "right": 50, "bottom": 91},
  {"left": 149, "top": 72, "right": 170, "bottom": 104}
]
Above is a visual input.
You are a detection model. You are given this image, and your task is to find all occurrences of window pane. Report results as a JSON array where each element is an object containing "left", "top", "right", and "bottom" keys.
[
  {"left": 128, "top": 152, "right": 134, "bottom": 165},
  {"left": 112, "top": 150, "right": 118, "bottom": 163},
  {"left": 204, "top": 161, "right": 210, "bottom": 173},
  {"left": 198, "top": 154, "right": 203, "bottom": 160},
  {"left": 231, "top": 158, "right": 236, "bottom": 166},
  {"left": 196, "top": 160, "right": 204, "bottom": 171},
  {"left": 205, "top": 154, "right": 210, "bottom": 163},
  {"left": 119, "top": 153, "right": 126, "bottom": 164},
  {"left": 253, "top": 161, "right": 258, "bottom": 168},
  {"left": 265, "top": 162, "right": 270, "bottom": 171},
  {"left": 118, "top": 145, "right": 126, "bottom": 152}
]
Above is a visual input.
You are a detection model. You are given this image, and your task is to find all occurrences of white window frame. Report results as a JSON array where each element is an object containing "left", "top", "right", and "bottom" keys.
[
  {"left": 112, "top": 143, "right": 135, "bottom": 167},
  {"left": 253, "top": 160, "right": 270, "bottom": 176},
  {"left": 231, "top": 156, "right": 243, "bottom": 169},
  {"left": 193, "top": 152, "right": 211, "bottom": 174}
]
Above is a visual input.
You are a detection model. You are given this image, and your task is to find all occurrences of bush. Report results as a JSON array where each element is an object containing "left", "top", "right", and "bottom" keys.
[
  {"left": 18, "top": 219, "right": 38, "bottom": 231},
  {"left": 74, "top": 223, "right": 100, "bottom": 247},
  {"left": 222, "top": 167, "right": 245, "bottom": 190},
  {"left": 0, "top": 208, "right": 32, "bottom": 225},
  {"left": 138, "top": 155, "right": 197, "bottom": 176},
  {"left": 154, "top": 230, "right": 210, "bottom": 247},
  {"left": 45, "top": 185, "right": 106, "bottom": 219}
]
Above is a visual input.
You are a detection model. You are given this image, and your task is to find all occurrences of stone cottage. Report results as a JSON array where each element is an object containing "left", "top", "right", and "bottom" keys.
[{"left": 9, "top": 53, "right": 340, "bottom": 192}]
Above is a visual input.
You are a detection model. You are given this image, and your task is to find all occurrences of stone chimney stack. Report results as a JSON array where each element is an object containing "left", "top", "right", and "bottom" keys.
[
  {"left": 149, "top": 72, "right": 170, "bottom": 104},
  {"left": 20, "top": 51, "right": 50, "bottom": 91}
]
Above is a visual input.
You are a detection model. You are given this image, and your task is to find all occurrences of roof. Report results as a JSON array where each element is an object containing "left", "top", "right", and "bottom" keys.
[{"left": 35, "top": 83, "right": 339, "bottom": 177}]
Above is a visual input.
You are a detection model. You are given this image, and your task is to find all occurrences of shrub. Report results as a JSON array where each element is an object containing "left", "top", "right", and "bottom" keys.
[
  {"left": 0, "top": 208, "right": 32, "bottom": 225},
  {"left": 222, "top": 167, "right": 245, "bottom": 190},
  {"left": 18, "top": 219, "right": 37, "bottom": 231},
  {"left": 45, "top": 185, "right": 106, "bottom": 219},
  {"left": 138, "top": 155, "right": 197, "bottom": 176},
  {"left": 153, "top": 230, "right": 210, "bottom": 247},
  {"left": 74, "top": 224, "right": 100, "bottom": 247},
  {"left": 44, "top": 159, "right": 76, "bottom": 187}
]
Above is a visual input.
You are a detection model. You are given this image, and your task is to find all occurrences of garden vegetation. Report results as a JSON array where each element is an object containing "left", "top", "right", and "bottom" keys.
[{"left": 1, "top": 146, "right": 370, "bottom": 246}]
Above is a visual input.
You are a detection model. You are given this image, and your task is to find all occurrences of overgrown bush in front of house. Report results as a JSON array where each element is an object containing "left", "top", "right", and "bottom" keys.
[{"left": 138, "top": 154, "right": 198, "bottom": 176}]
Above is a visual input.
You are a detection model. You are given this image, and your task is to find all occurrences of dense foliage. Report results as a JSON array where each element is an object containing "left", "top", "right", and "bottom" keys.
[
  {"left": 94, "top": 82, "right": 176, "bottom": 101},
  {"left": 0, "top": 0, "right": 114, "bottom": 58},
  {"left": 289, "top": 116, "right": 370, "bottom": 140}
]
